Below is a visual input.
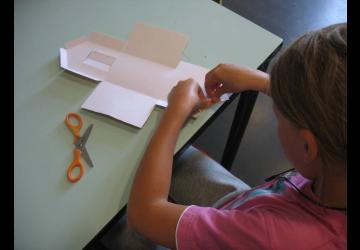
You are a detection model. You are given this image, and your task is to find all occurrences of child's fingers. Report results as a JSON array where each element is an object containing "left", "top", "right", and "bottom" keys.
[
  {"left": 204, "top": 70, "right": 220, "bottom": 95},
  {"left": 205, "top": 81, "right": 220, "bottom": 96},
  {"left": 208, "top": 83, "right": 225, "bottom": 103},
  {"left": 196, "top": 87, "right": 214, "bottom": 111}
]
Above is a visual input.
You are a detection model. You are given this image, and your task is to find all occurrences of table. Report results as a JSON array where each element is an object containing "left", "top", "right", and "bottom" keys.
[{"left": 14, "top": 1, "right": 282, "bottom": 249}]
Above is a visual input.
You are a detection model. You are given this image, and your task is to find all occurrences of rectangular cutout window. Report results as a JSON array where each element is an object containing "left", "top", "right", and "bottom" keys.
[{"left": 83, "top": 51, "right": 116, "bottom": 71}]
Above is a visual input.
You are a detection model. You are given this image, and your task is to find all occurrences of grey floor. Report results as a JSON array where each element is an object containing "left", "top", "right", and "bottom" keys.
[{"left": 194, "top": 0, "right": 347, "bottom": 187}]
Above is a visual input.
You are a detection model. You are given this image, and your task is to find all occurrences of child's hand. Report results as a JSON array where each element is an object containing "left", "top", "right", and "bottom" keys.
[
  {"left": 205, "top": 64, "right": 270, "bottom": 101},
  {"left": 205, "top": 64, "right": 241, "bottom": 103},
  {"left": 167, "top": 79, "right": 212, "bottom": 118}
]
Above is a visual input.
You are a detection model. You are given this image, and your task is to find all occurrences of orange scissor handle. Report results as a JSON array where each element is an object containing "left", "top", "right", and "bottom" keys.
[
  {"left": 65, "top": 112, "right": 83, "bottom": 143},
  {"left": 67, "top": 148, "right": 84, "bottom": 183}
]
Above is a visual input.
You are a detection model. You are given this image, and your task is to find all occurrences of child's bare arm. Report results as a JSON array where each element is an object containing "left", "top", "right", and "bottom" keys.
[
  {"left": 127, "top": 79, "right": 210, "bottom": 249},
  {"left": 205, "top": 64, "right": 271, "bottom": 101}
]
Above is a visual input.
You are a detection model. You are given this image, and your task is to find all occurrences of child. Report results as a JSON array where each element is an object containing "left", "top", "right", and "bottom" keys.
[{"left": 126, "top": 22, "right": 347, "bottom": 249}]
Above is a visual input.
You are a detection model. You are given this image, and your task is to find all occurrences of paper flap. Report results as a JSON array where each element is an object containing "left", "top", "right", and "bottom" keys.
[
  {"left": 60, "top": 48, "right": 68, "bottom": 68},
  {"left": 81, "top": 81, "right": 157, "bottom": 128},
  {"left": 124, "top": 22, "right": 188, "bottom": 68},
  {"left": 60, "top": 33, "right": 127, "bottom": 82},
  {"left": 65, "top": 37, "right": 87, "bottom": 49},
  {"left": 105, "top": 54, "right": 209, "bottom": 104},
  {"left": 89, "top": 32, "right": 126, "bottom": 51},
  {"left": 60, "top": 47, "right": 110, "bottom": 81}
]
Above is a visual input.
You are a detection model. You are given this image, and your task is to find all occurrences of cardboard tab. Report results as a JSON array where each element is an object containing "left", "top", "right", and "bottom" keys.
[
  {"left": 89, "top": 32, "right": 126, "bottom": 51},
  {"left": 124, "top": 22, "right": 188, "bottom": 68},
  {"left": 65, "top": 37, "right": 87, "bottom": 49}
]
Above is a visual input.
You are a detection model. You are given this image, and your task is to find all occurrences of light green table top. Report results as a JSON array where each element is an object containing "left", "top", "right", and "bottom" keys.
[{"left": 14, "top": 0, "right": 282, "bottom": 249}]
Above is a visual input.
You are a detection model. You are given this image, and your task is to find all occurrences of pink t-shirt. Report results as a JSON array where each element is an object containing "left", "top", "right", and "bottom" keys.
[{"left": 176, "top": 172, "right": 346, "bottom": 250}]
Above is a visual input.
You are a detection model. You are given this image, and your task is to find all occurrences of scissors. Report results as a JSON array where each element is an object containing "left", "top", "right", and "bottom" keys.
[{"left": 65, "top": 112, "right": 94, "bottom": 183}]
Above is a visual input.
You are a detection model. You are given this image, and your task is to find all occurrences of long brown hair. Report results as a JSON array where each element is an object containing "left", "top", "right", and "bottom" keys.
[{"left": 270, "top": 23, "right": 347, "bottom": 166}]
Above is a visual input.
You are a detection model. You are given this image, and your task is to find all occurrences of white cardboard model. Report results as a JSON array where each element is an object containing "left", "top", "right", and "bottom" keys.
[{"left": 60, "top": 22, "right": 219, "bottom": 128}]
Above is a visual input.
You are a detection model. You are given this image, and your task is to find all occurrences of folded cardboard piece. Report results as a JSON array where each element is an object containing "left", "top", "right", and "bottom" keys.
[{"left": 60, "top": 22, "right": 226, "bottom": 128}]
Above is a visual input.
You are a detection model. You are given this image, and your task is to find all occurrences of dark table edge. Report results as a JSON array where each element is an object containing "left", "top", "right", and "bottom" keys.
[{"left": 83, "top": 42, "right": 283, "bottom": 250}]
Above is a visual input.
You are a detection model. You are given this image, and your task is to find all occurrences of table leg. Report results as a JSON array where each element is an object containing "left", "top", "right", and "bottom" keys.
[
  {"left": 221, "top": 91, "right": 258, "bottom": 170},
  {"left": 220, "top": 43, "right": 283, "bottom": 170}
]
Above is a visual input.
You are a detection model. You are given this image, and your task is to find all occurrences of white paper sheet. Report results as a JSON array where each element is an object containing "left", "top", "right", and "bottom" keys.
[
  {"left": 81, "top": 81, "right": 157, "bottom": 128},
  {"left": 60, "top": 22, "right": 228, "bottom": 128}
]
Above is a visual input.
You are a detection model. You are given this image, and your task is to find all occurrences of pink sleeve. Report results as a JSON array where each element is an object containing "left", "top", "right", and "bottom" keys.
[{"left": 176, "top": 205, "right": 271, "bottom": 250}]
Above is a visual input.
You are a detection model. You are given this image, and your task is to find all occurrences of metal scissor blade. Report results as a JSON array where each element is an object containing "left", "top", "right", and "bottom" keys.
[
  {"left": 81, "top": 146, "right": 94, "bottom": 167},
  {"left": 77, "top": 124, "right": 93, "bottom": 147}
]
